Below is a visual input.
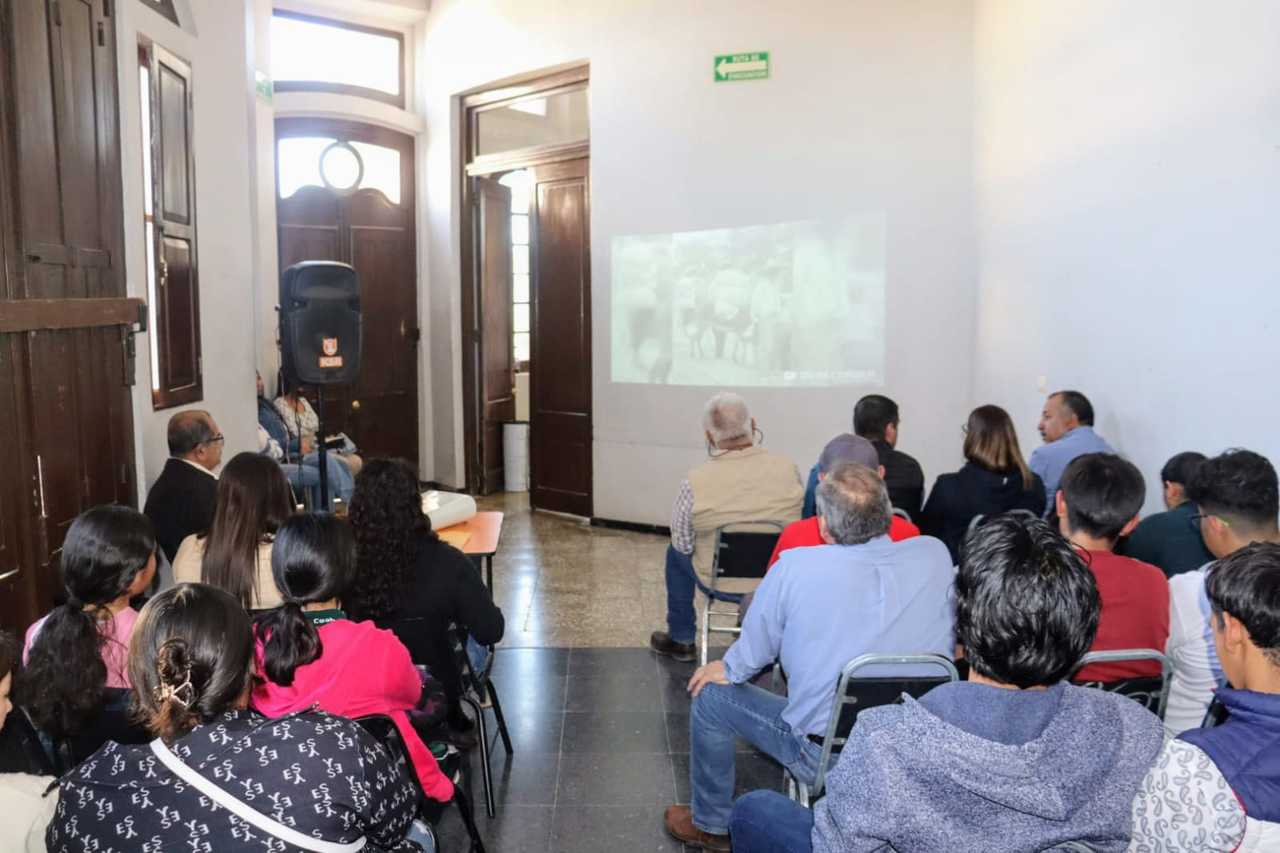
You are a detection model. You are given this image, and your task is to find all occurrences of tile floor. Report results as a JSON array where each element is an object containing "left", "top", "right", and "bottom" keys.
[
  {"left": 433, "top": 647, "right": 786, "bottom": 853},
  {"left": 431, "top": 494, "right": 785, "bottom": 851}
]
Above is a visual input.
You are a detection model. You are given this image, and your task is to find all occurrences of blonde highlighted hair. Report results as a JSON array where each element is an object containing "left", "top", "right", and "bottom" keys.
[{"left": 964, "top": 405, "right": 1034, "bottom": 490}]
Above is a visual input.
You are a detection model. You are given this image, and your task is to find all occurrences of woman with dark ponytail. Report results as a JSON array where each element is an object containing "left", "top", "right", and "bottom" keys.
[
  {"left": 19, "top": 505, "right": 156, "bottom": 741},
  {"left": 46, "top": 583, "right": 430, "bottom": 852},
  {"left": 252, "top": 513, "right": 454, "bottom": 804}
]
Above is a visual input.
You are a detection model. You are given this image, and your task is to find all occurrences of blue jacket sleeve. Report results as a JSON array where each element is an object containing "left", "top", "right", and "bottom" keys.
[{"left": 802, "top": 463, "right": 820, "bottom": 519}]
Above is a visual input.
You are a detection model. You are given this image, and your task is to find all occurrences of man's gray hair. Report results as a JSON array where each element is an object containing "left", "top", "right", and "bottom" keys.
[
  {"left": 702, "top": 391, "right": 752, "bottom": 446},
  {"left": 816, "top": 461, "right": 892, "bottom": 545},
  {"left": 168, "top": 409, "right": 215, "bottom": 456}
]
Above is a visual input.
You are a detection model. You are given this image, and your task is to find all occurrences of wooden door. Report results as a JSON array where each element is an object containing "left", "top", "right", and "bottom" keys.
[
  {"left": 529, "top": 158, "right": 592, "bottom": 516},
  {"left": 0, "top": 0, "right": 138, "bottom": 631},
  {"left": 275, "top": 119, "right": 419, "bottom": 465},
  {"left": 473, "top": 177, "right": 514, "bottom": 494}
]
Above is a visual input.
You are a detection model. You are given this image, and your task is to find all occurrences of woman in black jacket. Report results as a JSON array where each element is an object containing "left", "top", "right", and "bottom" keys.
[
  {"left": 346, "top": 459, "right": 505, "bottom": 734},
  {"left": 920, "top": 405, "right": 1046, "bottom": 563}
]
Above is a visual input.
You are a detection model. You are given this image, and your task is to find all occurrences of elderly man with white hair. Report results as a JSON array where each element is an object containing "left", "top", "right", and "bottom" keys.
[{"left": 650, "top": 391, "right": 804, "bottom": 662}]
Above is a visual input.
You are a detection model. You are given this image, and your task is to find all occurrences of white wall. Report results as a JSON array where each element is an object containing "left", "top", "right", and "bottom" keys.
[
  {"left": 119, "top": 0, "right": 260, "bottom": 489},
  {"left": 419, "top": 0, "right": 978, "bottom": 522},
  {"left": 972, "top": 0, "right": 1280, "bottom": 513}
]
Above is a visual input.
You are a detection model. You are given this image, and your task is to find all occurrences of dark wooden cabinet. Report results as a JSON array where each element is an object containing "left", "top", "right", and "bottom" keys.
[{"left": 0, "top": 0, "right": 139, "bottom": 632}]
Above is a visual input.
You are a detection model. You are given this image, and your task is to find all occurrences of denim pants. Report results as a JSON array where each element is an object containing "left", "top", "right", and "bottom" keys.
[
  {"left": 690, "top": 681, "right": 822, "bottom": 835},
  {"left": 730, "top": 790, "right": 816, "bottom": 853},
  {"left": 665, "top": 544, "right": 698, "bottom": 644}
]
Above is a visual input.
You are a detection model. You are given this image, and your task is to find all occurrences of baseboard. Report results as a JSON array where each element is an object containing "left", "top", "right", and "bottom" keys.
[{"left": 590, "top": 516, "right": 670, "bottom": 537}]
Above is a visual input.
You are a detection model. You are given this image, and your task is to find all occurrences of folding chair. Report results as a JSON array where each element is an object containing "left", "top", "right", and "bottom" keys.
[
  {"left": 892, "top": 507, "right": 913, "bottom": 524},
  {"left": 1071, "top": 649, "right": 1172, "bottom": 719},
  {"left": 788, "top": 653, "right": 959, "bottom": 805},
  {"left": 356, "top": 714, "right": 487, "bottom": 853},
  {"left": 698, "top": 521, "right": 785, "bottom": 666},
  {"left": 448, "top": 625, "right": 512, "bottom": 818}
]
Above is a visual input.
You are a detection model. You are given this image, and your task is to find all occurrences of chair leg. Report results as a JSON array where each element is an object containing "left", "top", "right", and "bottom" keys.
[
  {"left": 699, "top": 599, "right": 710, "bottom": 667},
  {"left": 486, "top": 677, "right": 513, "bottom": 756},
  {"left": 462, "top": 695, "right": 495, "bottom": 818},
  {"left": 452, "top": 785, "right": 488, "bottom": 853}
]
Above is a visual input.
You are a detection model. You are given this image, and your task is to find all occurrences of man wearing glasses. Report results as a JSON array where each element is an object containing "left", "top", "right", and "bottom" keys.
[
  {"left": 143, "top": 410, "right": 225, "bottom": 563},
  {"left": 1165, "top": 448, "right": 1280, "bottom": 734}
]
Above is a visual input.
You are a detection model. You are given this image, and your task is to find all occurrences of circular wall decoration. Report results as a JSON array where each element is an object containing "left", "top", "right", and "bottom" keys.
[{"left": 319, "top": 141, "right": 363, "bottom": 193}]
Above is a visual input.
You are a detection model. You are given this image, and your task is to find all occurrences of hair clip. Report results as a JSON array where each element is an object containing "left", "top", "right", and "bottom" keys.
[{"left": 156, "top": 675, "right": 195, "bottom": 709}]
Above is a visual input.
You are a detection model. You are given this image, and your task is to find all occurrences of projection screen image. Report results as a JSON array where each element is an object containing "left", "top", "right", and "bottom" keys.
[{"left": 611, "top": 216, "right": 885, "bottom": 387}]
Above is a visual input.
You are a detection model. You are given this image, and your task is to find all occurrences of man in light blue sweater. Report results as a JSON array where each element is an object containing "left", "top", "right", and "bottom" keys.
[
  {"left": 730, "top": 513, "right": 1165, "bottom": 853},
  {"left": 663, "top": 463, "right": 955, "bottom": 851},
  {"left": 1029, "top": 390, "right": 1114, "bottom": 513}
]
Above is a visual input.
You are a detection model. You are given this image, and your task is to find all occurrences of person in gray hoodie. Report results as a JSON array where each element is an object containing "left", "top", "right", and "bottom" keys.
[{"left": 730, "top": 513, "right": 1166, "bottom": 853}]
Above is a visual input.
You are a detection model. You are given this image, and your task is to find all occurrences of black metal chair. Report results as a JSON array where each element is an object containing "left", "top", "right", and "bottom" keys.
[
  {"left": 448, "top": 625, "right": 512, "bottom": 818},
  {"left": 356, "top": 714, "right": 487, "bottom": 853},
  {"left": 788, "top": 653, "right": 959, "bottom": 805},
  {"left": 1070, "top": 649, "right": 1171, "bottom": 719},
  {"left": 698, "top": 522, "right": 785, "bottom": 666},
  {"left": 35, "top": 687, "right": 150, "bottom": 776}
]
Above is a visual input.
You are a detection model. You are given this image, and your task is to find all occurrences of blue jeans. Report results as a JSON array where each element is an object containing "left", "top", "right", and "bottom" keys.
[
  {"left": 730, "top": 790, "right": 815, "bottom": 853},
  {"left": 465, "top": 635, "right": 491, "bottom": 676},
  {"left": 691, "top": 681, "right": 822, "bottom": 835},
  {"left": 665, "top": 545, "right": 698, "bottom": 644}
]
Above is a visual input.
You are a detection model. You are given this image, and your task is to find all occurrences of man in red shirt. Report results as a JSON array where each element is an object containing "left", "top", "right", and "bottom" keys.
[
  {"left": 1057, "top": 452, "right": 1170, "bottom": 682},
  {"left": 768, "top": 434, "right": 919, "bottom": 568}
]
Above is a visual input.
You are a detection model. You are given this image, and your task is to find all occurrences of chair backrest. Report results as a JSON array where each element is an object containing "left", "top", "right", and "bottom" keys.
[
  {"left": 1071, "top": 649, "right": 1172, "bottom": 718},
  {"left": 712, "top": 522, "right": 784, "bottom": 580},
  {"left": 42, "top": 687, "right": 151, "bottom": 775},
  {"left": 892, "top": 507, "right": 913, "bottom": 524},
  {"left": 810, "top": 653, "right": 959, "bottom": 797}
]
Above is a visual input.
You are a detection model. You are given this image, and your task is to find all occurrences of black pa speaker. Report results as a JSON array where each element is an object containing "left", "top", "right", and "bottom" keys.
[{"left": 279, "top": 261, "right": 362, "bottom": 386}]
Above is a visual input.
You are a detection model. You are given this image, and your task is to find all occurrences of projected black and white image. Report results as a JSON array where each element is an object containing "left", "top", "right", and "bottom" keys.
[{"left": 611, "top": 217, "right": 886, "bottom": 387}]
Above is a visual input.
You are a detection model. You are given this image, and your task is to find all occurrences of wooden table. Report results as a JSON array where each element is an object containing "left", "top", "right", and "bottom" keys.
[{"left": 438, "top": 511, "right": 504, "bottom": 591}]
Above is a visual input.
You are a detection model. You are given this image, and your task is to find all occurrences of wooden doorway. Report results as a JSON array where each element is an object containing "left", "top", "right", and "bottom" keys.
[
  {"left": 275, "top": 118, "right": 419, "bottom": 466},
  {"left": 461, "top": 66, "right": 592, "bottom": 515}
]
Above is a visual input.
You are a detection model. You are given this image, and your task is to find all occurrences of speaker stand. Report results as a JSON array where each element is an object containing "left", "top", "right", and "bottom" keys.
[{"left": 317, "top": 384, "right": 330, "bottom": 512}]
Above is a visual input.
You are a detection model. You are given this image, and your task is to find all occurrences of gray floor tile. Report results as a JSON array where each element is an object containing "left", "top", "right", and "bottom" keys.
[
  {"left": 565, "top": 672, "right": 664, "bottom": 713},
  {"left": 560, "top": 711, "right": 670, "bottom": 754},
  {"left": 555, "top": 752, "right": 677, "bottom": 806},
  {"left": 569, "top": 647, "right": 660, "bottom": 678},
  {"left": 436, "top": 803, "right": 554, "bottom": 853},
  {"left": 493, "top": 710, "right": 565, "bottom": 753},
  {"left": 465, "top": 748, "right": 560, "bottom": 806},
  {"left": 550, "top": 805, "right": 684, "bottom": 853}
]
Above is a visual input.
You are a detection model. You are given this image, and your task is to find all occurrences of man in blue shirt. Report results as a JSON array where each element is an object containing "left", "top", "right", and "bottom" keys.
[
  {"left": 1029, "top": 390, "right": 1114, "bottom": 513},
  {"left": 662, "top": 462, "right": 955, "bottom": 851}
]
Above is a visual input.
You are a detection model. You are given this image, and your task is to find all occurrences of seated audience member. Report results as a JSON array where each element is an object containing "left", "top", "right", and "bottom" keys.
[
  {"left": 768, "top": 433, "right": 918, "bottom": 569},
  {"left": 0, "top": 631, "right": 56, "bottom": 853},
  {"left": 252, "top": 513, "right": 453, "bottom": 803},
  {"left": 1118, "top": 451, "right": 1214, "bottom": 577},
  {"left": 1130, "top": 542, "right": 1280, "bottom": 851},
  {"left": 46, "top": 583, "right": 428, "bottom": 853},
  {"left": 274, "top": 376, "right": 363, "bottom": 476},
  {"left": 802, "top": 394, "right": 924, "bottom": 519},
  {"left": 1165, "top": 448, "right": 1280, "bottom": 734},
  {"left": 920, "top": 404, "right": 1046, "bottom": 563},
  {"left": 172, "top": 452, "right": 293, "bottom": 611},
  {"left": 650, "top": 392, "right": 803, "bottom": 663},
  {"left": 1056, "top": 453, "right": 1170, "bottom": 682},
  {"left": 730, "top": 514, "right": 1165, "bottom": 853},
  {"left": 1029, "top": 390, "right": 1114, "bottom": 513},
  {"left": 257, "top": 370, "right": 354, "bottom": 504},
  {"left": 143, "top": 409, "right": 223, "bottom": 562},
  {"left": 663, "top": 463, "right": 954, "bottom": 851},
  {"left": 20, "top": 506, "right": 156, "bottom": 750},
  {"left": 347, "top": 459, "right": 505, "bottom": 736}
]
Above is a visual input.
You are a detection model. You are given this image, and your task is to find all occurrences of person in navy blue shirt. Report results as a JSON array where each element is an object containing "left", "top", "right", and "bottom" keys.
[{"left": 1129, "top": 541, "right": 1280, "bottom": 850}]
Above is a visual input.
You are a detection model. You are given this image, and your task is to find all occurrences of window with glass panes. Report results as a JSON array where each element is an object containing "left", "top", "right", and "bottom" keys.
[{"left": 499, "top": 170, "right": 533, "bottom": 367}]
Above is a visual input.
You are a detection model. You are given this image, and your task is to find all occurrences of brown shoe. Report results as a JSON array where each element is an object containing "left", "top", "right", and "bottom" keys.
[
  {"left": 663, "top": 804, "right": 730, "bottom": 851},
  {"left": 650, "top": 631, "right": 696, "bottom": 663}
]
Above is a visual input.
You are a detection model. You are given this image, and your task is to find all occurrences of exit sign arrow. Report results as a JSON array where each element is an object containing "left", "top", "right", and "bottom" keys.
[{"left": 714, "top": 52, "right": 770, "bottom": 82}]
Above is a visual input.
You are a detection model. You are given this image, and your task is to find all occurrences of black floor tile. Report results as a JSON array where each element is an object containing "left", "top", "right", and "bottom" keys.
[
  {"left": 494, "top": 647, "right": 571, "bottom": 678},
  {"left": 436, "top": 803, "right": 554, "bottom": 853},
  {"left": 550, "top": 805, "right": 684, "bottom": 853},
  {"left": 489, "top": 673, "right": 568, "bottom": 716},
  {"left": 664, "top": 711, "right": 690, "bottom": 753},
  {"left": 735, "top": 748, "right": 787, "bottom": 797},
  {"left": 569, "top": 647, "right": 659, "bottom": 678},
  {"left": 561, "top": 711, "right": 670, "bottom": 754},
  {"left": 658, "top": 668, "right": 694, "bottom": 713},
  {"left": 671, "top": 752, "right": 690, "bottom": 804},
  {"left": 556, "top": 751, "right": 677, "bottom": 806},
  {"left": 565, "top": 672, "right": 663, "bottom": 713},
  {"left": 495, "top": 710, "right": 565, "bottom": 753},
  {"left": 465, "top": 748, "right": 560, "bottom": 806}
]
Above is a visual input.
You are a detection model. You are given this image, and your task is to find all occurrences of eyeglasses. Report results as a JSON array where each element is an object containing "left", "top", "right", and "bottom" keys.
[
  {"left": 202, "top": 434, "right": 226, "bottom": 446},
  {"left": 1188, "top": 512, "right": 1229, "bottom": 532}
]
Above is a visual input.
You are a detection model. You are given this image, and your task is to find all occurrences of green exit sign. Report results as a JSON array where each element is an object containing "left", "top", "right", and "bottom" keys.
[{"left": 714, "top": 52, "right": 770, "bottom": 82}]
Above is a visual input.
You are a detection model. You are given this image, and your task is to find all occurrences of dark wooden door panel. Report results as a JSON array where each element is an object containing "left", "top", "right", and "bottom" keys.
[
  {"left": 0, "top": 336, "right": 37, "bottom": 631},
  {"left": 275, "top": 119, "right": 419, "bottom": 467},
  {"left": 158, "top": 234, "right": 198, "bottom": 392},
  {"left": 529, "top": 159, "right": 591, "bottom": 516},
  {"left": 475, "top": 177, "right": 513, "bottom": 494}
]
